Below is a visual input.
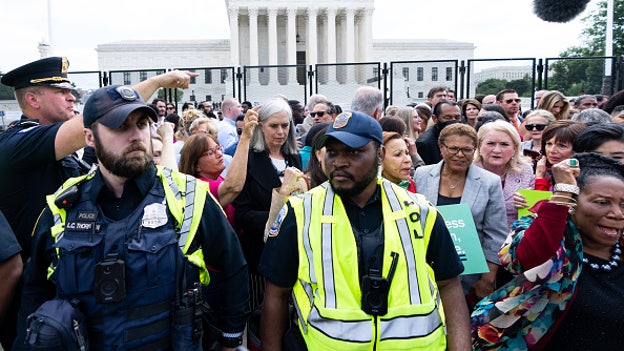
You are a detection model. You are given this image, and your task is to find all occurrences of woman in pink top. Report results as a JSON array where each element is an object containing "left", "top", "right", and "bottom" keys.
[{"left": 179, "top": 108, "right": 258, "bottom": 229}]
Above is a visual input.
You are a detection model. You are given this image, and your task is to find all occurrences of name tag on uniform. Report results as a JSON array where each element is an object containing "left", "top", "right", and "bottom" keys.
[
  {"left": 142, "top": 203, "right": 168, "bottom": 228},
  {"left": 66, "top": 222, "right": 101, "bottom": 232}
]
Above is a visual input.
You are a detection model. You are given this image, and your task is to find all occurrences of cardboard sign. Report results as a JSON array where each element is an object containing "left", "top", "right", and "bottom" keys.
[
  {"left": 518, "top": 189, "right": 552, "bottom": 218},
  {"left": 437, "top": 204, "right": 489, "bottom": 275}
]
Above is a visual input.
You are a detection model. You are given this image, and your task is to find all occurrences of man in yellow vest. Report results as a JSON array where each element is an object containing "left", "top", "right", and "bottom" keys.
[
  {"left": 259, "top": 111, "right": 471, "bottom": 351},
  {"left": 14, "top": 85, "right": 249, "bottom": 351}
]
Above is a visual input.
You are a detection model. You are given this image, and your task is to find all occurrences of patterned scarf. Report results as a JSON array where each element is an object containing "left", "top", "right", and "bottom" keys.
[{"left": 471, "top": 215, "right": 583, "bottom": 350}]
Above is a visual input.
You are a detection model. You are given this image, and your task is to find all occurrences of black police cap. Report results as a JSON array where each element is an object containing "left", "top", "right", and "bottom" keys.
[{"left": 1, "top": 56, "right": 73, "bottom": 90}]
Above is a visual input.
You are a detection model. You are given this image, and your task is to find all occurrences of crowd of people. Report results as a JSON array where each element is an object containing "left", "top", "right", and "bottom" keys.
[{"left": 1, "top": 56, "right": 624, "bottom": 351}]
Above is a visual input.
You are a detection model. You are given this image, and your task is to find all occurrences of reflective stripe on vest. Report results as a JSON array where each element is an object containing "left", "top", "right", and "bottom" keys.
[
  {"left": 46, "top": 166, "right": 210, "bottom": 285},
  {"left": 291, "top": 178, "right": 446, "bottom": 350}
]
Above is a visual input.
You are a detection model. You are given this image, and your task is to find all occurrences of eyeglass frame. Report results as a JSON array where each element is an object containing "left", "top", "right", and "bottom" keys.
[
  {"left": 502, "top": 98, "right": 522, "bottom": 104},
  {"left": 310, "top": 111, "right": 327, "bottom": 118},
  {"left": 440, "top": 142, "right": 476, "bottom": 155},
  {"left": 524, "top": 124, "right": 548, "bottom": 131},
  {"left": 201, "top": 144, "right": 224, "bottom": 157}
]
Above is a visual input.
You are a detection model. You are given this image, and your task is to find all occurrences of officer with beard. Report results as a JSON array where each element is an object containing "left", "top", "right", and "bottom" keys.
[{"left": 14, "top": 85, "right": 249, "bottom": 351}]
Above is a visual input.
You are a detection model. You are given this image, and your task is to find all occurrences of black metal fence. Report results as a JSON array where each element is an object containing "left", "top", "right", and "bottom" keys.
[{"left": 2, "top": 55, "right": 623, "bottom": 121}]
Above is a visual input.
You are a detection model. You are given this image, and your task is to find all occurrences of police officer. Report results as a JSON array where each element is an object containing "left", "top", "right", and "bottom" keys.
[
  {"left": 14, "top": 85, "right": 249, "bottom": 351},
  {"left": 0, "top": 57, "right": 197, "bottom": 349},
  {"left": 259, "top": 111, "right": 471, "bottom": 350}
]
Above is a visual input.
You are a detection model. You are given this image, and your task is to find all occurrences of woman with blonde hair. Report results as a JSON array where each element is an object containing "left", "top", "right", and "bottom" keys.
[
  {"left": 396, "top": 107, "right": 419, "bottom": 140},
  {"left": 189, "top": 116, "right": 219, "bottom": 137},
  {"left": 537, "top": 90, "right": 570, "bottom": 120},
  {"left": 474, "top": 120, "right": 535, "bottom": 230}
]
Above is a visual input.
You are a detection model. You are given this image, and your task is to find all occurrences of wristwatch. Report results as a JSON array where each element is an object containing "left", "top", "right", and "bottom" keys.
[{"left": 553, "top": 183, "right": 579, "bottom": 195}]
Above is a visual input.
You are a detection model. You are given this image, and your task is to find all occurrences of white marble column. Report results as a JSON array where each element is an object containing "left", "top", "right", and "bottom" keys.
[
  {"left": 248, "top": 6, "right": 259, "bottom": 83},
  {"left": 306, "top": 7, "right": 318, "bottom": 68},
  {"left": 268, "top": 7, "right": 278, "bottom": 84},
  {"left": 326, "top": 7, "right": 337, "bottom": 83},
  {"left": 287, "top": 7, "right": 298, "bottom": 84},
  {"left": 359, "top": 8, "right": 373, "bottom": 63},
  {"left": 228, "top": 7, "right": 239, "bottom": 66},
  {"left": 345, "top": 8, "right": 356, "bottom": 82}
]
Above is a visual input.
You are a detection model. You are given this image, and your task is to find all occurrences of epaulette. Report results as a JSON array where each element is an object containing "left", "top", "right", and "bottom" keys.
[{"left": 8, "top": 119, "right": 39, "bottom": 130}]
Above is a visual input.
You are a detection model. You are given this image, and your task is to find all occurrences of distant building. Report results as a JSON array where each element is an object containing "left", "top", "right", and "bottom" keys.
[{"left": 95, "top": 0, "right": 475, "bottom": 103}]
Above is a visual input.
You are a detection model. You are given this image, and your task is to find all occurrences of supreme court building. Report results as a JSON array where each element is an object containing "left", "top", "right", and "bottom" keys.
[{"left": 96, "top": 0, "right": 474, "bottom": 104}]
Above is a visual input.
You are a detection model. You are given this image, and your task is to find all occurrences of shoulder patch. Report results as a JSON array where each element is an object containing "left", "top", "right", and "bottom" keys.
[{"left": 268, "top": 205, "right": 288, "bottom": 238}]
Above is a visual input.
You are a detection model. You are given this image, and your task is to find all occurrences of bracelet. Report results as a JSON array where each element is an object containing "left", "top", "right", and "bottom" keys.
[
  {"left": 550, "top": 201, "right": 577, "bottom": 215},
  {"left": 550, "top": 195, "right": 576, "bottom": 203},
  {"left": 553, "top": 183, "right": 580, "bottom": 195}
]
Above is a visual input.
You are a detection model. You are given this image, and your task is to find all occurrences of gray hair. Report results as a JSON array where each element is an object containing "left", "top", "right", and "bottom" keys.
[
  {"left": 351, "top": 86, "right": 383, "bottom": 117},
  {"left": 252, "top": 98, "right": 299, "bottom": 155},
  {"left": 306, "top": 94, "right": 328, "bottom": 111},
  {"left": 571, "top": 108, "right": 612, "bottom": 125}
]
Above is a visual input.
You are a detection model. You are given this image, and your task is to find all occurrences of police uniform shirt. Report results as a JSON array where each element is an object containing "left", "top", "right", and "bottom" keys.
[
  {"left": 14, "top": 165, "right": 250, "bottom": 347},
  {"left": 0, "top": 117, "right": 80, "bottom": 256},
  {"left": 0, "top": 211, "right": 21, "bottom": 263},
  {"left": 259, "top": 185, "right": 464, "bottom": 288}
]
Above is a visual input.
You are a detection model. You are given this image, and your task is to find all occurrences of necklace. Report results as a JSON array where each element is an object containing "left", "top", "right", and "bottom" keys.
[
  {"left": 448, "top": 178, "right": 464, "bottom": 189},
  {"left": 582, "top": 243, "right": 621, "bottom": 272}
]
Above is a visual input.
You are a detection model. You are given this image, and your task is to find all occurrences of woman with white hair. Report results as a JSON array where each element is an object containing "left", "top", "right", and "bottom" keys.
[
  {"left": 234, "top": 98, "right": 302, "bottom": 310},
  {"left": 474, "top": 120, "right": 535, "bottom": 230}
]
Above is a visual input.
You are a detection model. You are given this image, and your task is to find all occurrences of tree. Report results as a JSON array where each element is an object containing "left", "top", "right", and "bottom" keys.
[
  {"left": 548, "top": 0, "right": 624, "bottom": 95},
  {"left": 476, "top": 75, "right": 533, "bottom": 97},
  {"left": 157, "top": 88, "right": 184, "bottom": 102},
  {"left": 0, "top": 72, "right": 14, "bottom": 100},
  {"left": 476, "top": 78, "right": 507, "bottom": 96}
]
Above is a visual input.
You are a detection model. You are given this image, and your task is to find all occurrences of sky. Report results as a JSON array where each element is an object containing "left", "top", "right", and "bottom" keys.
[{"left": 0, "top": 0, "right": 601, "bottom": 73}]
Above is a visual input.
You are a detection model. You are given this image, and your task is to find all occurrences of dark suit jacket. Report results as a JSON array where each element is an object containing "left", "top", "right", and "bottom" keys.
[
  {"left": 234, "top": 150, "right": 302, "bottom": 273},
  {"left": 416, "top": 126, "right": 442, "bottom": 165}
]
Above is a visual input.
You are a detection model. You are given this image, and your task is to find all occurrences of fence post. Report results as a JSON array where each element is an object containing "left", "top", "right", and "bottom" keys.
[
  {"left": 102, "top": 71, "right": 109, "bottom": 86},
  {"left": 308, "top": 65, "right": 315, "bottom": 96},
  {"left": 614, "top": 56, "right": 624, "bottom": 91},
  {"left": 543, "top": 59, "right": 549, "bottom": 91},
  {"left": 459, "top": 60, "right": 466, "bottom": 100},
  {"left": 382, "top": 62, "right": 389, "bottom": 109},
  {"left": 536, "top": 58, "right": 543, "bottom": 91},
  {"left": 236, "top": 67, "right": 242, "bottom": 100}
]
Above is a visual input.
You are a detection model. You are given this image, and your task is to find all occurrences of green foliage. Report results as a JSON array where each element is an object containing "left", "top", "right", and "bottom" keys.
[
  {"left": 476, "top": 75, "right": 533, "bottom": 97},
  {"left": 548, "top": 0, "right": 624, "bottom": 95},
  {"left": 157, "top": 88, "right": 184, "bottom": 102},
  {"left": 476, "top": 78, "right": 507, "bottom": 96},
  {"left": 0, "top": 72, "right": 14, "bottom": 100}
]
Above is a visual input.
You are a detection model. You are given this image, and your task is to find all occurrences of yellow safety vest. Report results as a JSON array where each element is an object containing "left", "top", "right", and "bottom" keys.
[
  {"left": 46, "top": 165, "right": 211, "bottom": 285},
  {"left": 290, "top": 179, "right": 447, "bottom": 350}
]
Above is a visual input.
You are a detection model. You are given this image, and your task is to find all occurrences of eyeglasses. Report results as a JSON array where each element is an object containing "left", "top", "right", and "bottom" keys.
[
  {"left": 441, "top": 143, "right": 475, "bottom": 155},
  {"left": 503, "top": 98, "right": 522, "bottom": 104},
  {"left": 202, "top": 145, "right": 224, "bottom": 157},
  {"left": 525, "top": 124, "right": 547, "bottom": 131},
  {"left": 310, "top": 111, "right": 326, "bottom": 118}
]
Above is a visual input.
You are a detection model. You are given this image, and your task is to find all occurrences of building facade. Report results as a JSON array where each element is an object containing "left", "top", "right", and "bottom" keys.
[{"left": 95, "top": 0, "right": 475, "bottom": 104}]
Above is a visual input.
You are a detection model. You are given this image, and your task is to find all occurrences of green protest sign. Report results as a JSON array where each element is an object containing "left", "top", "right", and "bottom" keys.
[
  {"left": 436, "top": 204, "right": 489, "bottom": 275},
  {"left": 518, "top": 189, "right": 552, "bottom": 218}
]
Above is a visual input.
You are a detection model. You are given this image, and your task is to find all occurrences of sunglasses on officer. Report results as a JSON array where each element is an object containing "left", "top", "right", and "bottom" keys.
[{"left": 525, "top": 124, "right": 547, "bottom": 131}]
